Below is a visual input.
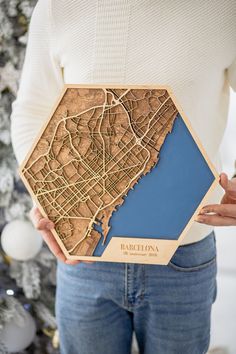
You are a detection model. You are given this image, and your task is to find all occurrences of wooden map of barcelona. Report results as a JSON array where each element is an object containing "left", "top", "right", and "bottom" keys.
[{"left": 19, "top": 84, "right": 219, "bottom": 264}]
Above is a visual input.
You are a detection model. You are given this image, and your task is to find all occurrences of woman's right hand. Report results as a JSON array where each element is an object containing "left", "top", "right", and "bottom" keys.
[{"left": 29, "top": 206, "right": 94, "bottom": 265}]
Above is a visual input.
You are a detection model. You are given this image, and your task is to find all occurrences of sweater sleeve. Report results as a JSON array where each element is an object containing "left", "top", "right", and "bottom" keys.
[{"left": 10, "top": 0, "right": 64, "bottom": 167}]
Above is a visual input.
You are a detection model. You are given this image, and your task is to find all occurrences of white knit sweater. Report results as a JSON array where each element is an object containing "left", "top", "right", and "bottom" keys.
[{"left": 10, "top": 0, "right": 236, "bottom": 245}]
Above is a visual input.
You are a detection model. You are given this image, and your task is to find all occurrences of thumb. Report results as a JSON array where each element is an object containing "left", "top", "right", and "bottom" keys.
[
  {"left": 219, "top": 172, "right": 229, "bottom": 192},
  {"left": 220, "top": 172, "right": 236, "bottom": 201}
]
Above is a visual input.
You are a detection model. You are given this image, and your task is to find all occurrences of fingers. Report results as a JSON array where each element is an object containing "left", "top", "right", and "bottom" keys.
[
  {"left": 199, "top": 204, "right": 236, "bottom": 218},
  {"left": 195, "top": 213, "right": 236, "bottom": 226},
  {"left": 38, "top": 225, "right": 81, "bottom": 264},
  {"left": 30, "top": 207, "right": 54, "bottom": 230},
  {"left": 219, "top": 172, "right": 236, "bottom": 199},
  {"left": 29, "top": 206, "right": 82, "bottom": 265},
  {"left": 41, "top": 228, "right": 68, "bottom": 263},
  {"left": 41, "top": 227, "right": 83, "bottom": 265},
  {"left": 219, "top": 172, "right": 229, "bottom": 191},
  {"left": 195, "top": 203, "right": 236, "bottom": 226}
]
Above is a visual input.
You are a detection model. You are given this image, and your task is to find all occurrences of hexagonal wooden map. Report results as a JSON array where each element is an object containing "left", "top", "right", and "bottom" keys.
[{"left": 18, "top": 84, "right": 219, "bottom": 264}]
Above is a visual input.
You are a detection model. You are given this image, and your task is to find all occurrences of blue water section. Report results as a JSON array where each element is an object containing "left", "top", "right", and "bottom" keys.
[{"left": 93, "top": 113, "right": 215, "bottom": 256}]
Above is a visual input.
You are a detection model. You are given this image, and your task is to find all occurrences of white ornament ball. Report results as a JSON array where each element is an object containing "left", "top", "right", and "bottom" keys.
[
  {"left": 1, "top": 219, "right": 43, "bottom": 261},
  {"left": 0, "top": 310, "right": 36, "bottom": 352}
]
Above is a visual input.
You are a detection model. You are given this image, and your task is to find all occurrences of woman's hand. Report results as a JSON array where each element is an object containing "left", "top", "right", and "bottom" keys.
[
  {"left": 195, "top": 172, "right": 236, "bottom": 226},
  {"left": 29, "top": 206, "right": 94, "bottom": 265}
]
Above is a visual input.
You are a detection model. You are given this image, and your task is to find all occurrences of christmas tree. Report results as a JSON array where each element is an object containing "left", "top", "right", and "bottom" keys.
[{"left": 0, "top": 1, "right": 59, "bottom": 352}]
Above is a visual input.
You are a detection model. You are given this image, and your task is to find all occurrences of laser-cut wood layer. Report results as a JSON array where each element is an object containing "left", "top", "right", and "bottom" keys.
[{"left": 21, "top": 87, "right": 178, "bottom": 256}]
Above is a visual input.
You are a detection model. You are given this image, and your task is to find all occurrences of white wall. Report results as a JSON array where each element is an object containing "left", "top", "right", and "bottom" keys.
[{"left": 210, "top": 89, "right": 236, "bottom": 353}]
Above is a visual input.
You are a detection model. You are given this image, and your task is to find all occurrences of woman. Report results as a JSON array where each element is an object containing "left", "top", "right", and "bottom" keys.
[{"left": 10, "top": 1, "right": 236, "bottom": 353}]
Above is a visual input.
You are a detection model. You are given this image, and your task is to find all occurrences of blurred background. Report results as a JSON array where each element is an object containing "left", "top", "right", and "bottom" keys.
[
  {"left": 0, "top": 1, "right": 235, "bottom": 353},
  {"left": 0, "top": 1, "right": 59, "bottom": 353},
  {"left": 209, "top": 88, "right": 236, "bottom": 354}
]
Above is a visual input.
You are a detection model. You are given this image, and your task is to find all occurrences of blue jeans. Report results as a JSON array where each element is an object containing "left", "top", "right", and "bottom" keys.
[{"left": 55, "top": 231, "right": 217, "bottom": 354}]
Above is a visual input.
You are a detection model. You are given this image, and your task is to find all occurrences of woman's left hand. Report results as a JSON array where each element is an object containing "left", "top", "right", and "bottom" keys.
[{"left": 195, "top": 172, "right": 236, "bottom": 226}]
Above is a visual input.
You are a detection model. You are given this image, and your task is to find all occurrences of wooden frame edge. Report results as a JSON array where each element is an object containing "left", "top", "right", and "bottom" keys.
[{"left": 17, "top": 83, "right": 220, "bottom": 264}]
